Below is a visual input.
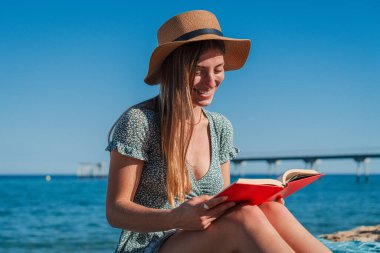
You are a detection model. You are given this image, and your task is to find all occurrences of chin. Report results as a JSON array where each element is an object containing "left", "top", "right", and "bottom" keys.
[{"left": 193, "top": 98, "right": 214, "bottom": 107}]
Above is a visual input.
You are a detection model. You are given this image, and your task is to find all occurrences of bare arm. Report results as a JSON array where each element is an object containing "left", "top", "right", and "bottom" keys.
[
  {"left": 220, "top": 160, "right": 231, "bottom": 189},
  {"left": 106, "top": 151, "right": 234, "bottom": 232},
  {"left": 106, "top": 150, "right": 174, "bottom": 233}
]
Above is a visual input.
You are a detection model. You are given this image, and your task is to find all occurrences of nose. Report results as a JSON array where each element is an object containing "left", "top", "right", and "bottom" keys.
[{"left": 203, "top": 71, "right": 216, "bottom": 87}]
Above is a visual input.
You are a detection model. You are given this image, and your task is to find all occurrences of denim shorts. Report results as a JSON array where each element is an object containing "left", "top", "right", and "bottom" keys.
[{"left": 143, "top": 230, "right": 177, "bottom": 253}]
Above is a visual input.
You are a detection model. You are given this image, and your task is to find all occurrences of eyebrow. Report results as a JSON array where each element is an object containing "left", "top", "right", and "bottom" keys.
[{"left": 196, "top": 63, "right": 225, "bottom": 68}]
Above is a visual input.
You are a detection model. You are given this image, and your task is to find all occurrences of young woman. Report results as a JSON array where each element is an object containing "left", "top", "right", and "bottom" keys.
[{"left": 106, "top": 10, "right": 331, "bottom": 253}]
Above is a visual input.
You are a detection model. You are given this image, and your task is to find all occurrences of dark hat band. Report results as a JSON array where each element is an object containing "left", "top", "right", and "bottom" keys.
[{"left": 174, "top": 28, "right": 223, "bottom": 42}]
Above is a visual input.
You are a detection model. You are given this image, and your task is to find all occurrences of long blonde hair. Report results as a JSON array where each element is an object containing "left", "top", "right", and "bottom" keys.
[{"left": 160, "top": 40, "right": 225, "bottom": 206}]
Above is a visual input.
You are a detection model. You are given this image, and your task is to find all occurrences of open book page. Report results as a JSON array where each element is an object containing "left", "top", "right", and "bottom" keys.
[
  {"left": 276, "top": 173, "right": 323, "bottom": 199},
  {"left": 236, "top": 178, "right": 284, "bottom": 187},
  {"left": 278, "top": 169, "right": 320, "bottom": 184}
]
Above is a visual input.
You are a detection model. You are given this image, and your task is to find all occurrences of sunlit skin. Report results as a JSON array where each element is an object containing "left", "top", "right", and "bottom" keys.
[{"left": 191, "top": 48, "right": 225, "bottom": 116}]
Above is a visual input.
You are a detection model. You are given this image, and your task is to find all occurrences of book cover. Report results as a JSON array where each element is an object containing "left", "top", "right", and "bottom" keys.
[{"left": 215, "top": 169, "right": 323, "bottom": 205}]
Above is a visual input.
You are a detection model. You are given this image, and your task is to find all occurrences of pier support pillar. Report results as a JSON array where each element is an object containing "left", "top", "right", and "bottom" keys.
[
  {"left": 311, "top": 159, "right": 321, "bottom": 170},
  {"left": 239, "top": 161, "right": 246, "bottom": 177},
  {"left": 364, "top": 158, "right": 370, "bottom": 182},
  {"left": 354, "top": 157, "right": 370, "bottom": 182},
  {"left": 267, "top": 160, "right": 281, "bottom": 177},
  {"left": 233, "top": 161, "right": 246, "bottom": 177},
  {"left": 304, "top": 158, "right": 320, "bottom": 169},
  {"left": 274, "top": 160, "right": 281, "bottom": 176}
]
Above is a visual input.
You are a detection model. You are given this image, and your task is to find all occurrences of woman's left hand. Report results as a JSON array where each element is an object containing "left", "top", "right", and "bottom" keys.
[{"left": 170, "top": 195, "right": 235, "bottom": 230}]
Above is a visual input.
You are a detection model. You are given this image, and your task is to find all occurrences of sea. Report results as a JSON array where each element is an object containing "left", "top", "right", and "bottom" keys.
[{"left": 1, "top": 174, "right": 379, "bottom": 253}]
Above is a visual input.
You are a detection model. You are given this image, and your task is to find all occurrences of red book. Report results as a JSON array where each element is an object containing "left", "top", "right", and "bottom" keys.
[{"left": 215, "top": 169, "right": 323, "bottom": 205}]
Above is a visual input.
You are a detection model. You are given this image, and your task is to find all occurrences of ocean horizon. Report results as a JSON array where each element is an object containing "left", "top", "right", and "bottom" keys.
[{"left": 1, "top": 174, "right": 379, "bottom": 252}]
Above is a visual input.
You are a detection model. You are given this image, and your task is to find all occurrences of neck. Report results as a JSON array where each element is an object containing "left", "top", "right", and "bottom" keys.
[
  {"left": 192, "top": 107, "right": 203, "bottom": 122},
  {"left": 186, "top": 107, "right": 203, "bottom": 126}
]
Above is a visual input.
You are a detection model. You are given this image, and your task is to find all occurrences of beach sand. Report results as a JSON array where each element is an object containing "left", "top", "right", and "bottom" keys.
[{"left": 320, "top": 225, "right": 380, "bottom": 242}]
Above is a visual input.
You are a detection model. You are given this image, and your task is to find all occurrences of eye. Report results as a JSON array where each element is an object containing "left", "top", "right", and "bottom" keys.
[
  {"left": 195, "top": 69, "right": 201, "bottom": 76},
  {"left": 215, "top": 68, "right": 224, "bottom": 74}
]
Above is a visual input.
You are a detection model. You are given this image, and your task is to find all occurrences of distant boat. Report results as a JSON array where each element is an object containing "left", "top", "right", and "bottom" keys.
[
  {"left": 76, "top": 162, "right": 107, "bottom": 178},
  {"left": 45, "top": 175, "right": 52, "bottom": 181}
]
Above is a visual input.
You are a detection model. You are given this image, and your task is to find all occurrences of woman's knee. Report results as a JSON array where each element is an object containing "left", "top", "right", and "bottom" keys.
[
  {"left": 208, "top": 204, "right": 289, "bottom": 252},
  {"left": 259, "top": 201, "right": 289, "bottom": 217},
  {"left": 221, "top": 204, "right": 269, "bottom": 230}
]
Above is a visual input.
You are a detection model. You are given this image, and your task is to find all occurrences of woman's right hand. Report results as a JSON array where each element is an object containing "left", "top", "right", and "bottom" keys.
[{"left": 170, "top": 195, "right": 236, "bottom": 230}]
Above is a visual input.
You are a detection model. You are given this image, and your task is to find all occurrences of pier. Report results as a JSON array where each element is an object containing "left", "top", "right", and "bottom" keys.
[
  {"left": 76, "top": 162, "right": 107, "bottom": 178},
  {"left": 231, "top": 152, "right": 380, "bottom": 181}
]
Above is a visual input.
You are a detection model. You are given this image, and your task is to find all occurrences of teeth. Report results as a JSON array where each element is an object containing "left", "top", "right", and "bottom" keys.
[{"left": 195, "top": 88, "right": 211, "bottom": 94}]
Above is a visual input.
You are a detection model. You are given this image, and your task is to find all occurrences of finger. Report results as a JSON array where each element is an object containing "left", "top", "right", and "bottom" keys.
[
  {"left": 208, "top": 201, "right": 236, "bottom": 218},
  {"left": 201, "top": 220, "right": 213, "bottom": 230},
  {"left": 203, "top": 196, "right": 228, "bottom": 209},
  {"left": 193, "top": 195, "right": 212, "bottom": 204}
]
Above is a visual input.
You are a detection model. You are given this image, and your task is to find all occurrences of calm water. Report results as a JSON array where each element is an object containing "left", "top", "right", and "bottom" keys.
[{"left": 0, "top": 174, "right": 379, "bottom": 253}]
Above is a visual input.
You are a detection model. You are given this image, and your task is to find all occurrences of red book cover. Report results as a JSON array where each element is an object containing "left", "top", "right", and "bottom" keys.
[{"left": 214, "top": 169, "right": 323, "bottom": 205}]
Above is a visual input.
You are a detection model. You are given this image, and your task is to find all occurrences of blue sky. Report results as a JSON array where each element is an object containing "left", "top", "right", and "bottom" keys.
[{"left": 1, "top": 0, "right": 379, "bottom": 175}]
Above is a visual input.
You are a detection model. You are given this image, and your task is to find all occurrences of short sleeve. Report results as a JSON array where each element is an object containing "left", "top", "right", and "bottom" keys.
[
  {"left": 218, "top": 116, "right": 239, "bottom": 164},
  {"left": 106, "top": 108, "right": 150, "bottom": 161}
]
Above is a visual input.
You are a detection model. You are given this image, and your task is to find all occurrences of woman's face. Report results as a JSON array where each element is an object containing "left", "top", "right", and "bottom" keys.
[{"left": 191, "top": 48, "right": 225, "bottom": 107}]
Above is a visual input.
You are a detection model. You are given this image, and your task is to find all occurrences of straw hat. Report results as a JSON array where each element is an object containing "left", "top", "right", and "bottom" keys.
[{"left": 144, "top": 10, "right": 251, "bottom": 85}]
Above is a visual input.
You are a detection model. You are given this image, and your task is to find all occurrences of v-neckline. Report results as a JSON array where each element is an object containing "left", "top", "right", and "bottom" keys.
[{"left": 189, "top": 108, "right": 214, "bottom": 182}]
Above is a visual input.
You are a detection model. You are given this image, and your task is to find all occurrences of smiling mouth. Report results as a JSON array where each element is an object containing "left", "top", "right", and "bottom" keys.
[{"left": 193, "top": 88, "right": 212, "bottom": 95}]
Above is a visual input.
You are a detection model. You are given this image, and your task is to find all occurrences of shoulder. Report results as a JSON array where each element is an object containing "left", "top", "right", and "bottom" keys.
[
  {"left": 118, "top": 97, "right": 159, "bottom": 127},
  {"left": 106, "top": 97, "right": 160, "bottom": 159}
]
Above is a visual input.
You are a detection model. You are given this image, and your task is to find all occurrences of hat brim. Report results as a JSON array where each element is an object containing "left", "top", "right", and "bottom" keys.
[{"left": 144, "top": 34, "right": 251, "bottom": 85}]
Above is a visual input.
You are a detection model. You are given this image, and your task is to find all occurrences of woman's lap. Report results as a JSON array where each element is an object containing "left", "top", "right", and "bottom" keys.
[{"left": 156, "top": 203, "right": 299, "bottom": 253}]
